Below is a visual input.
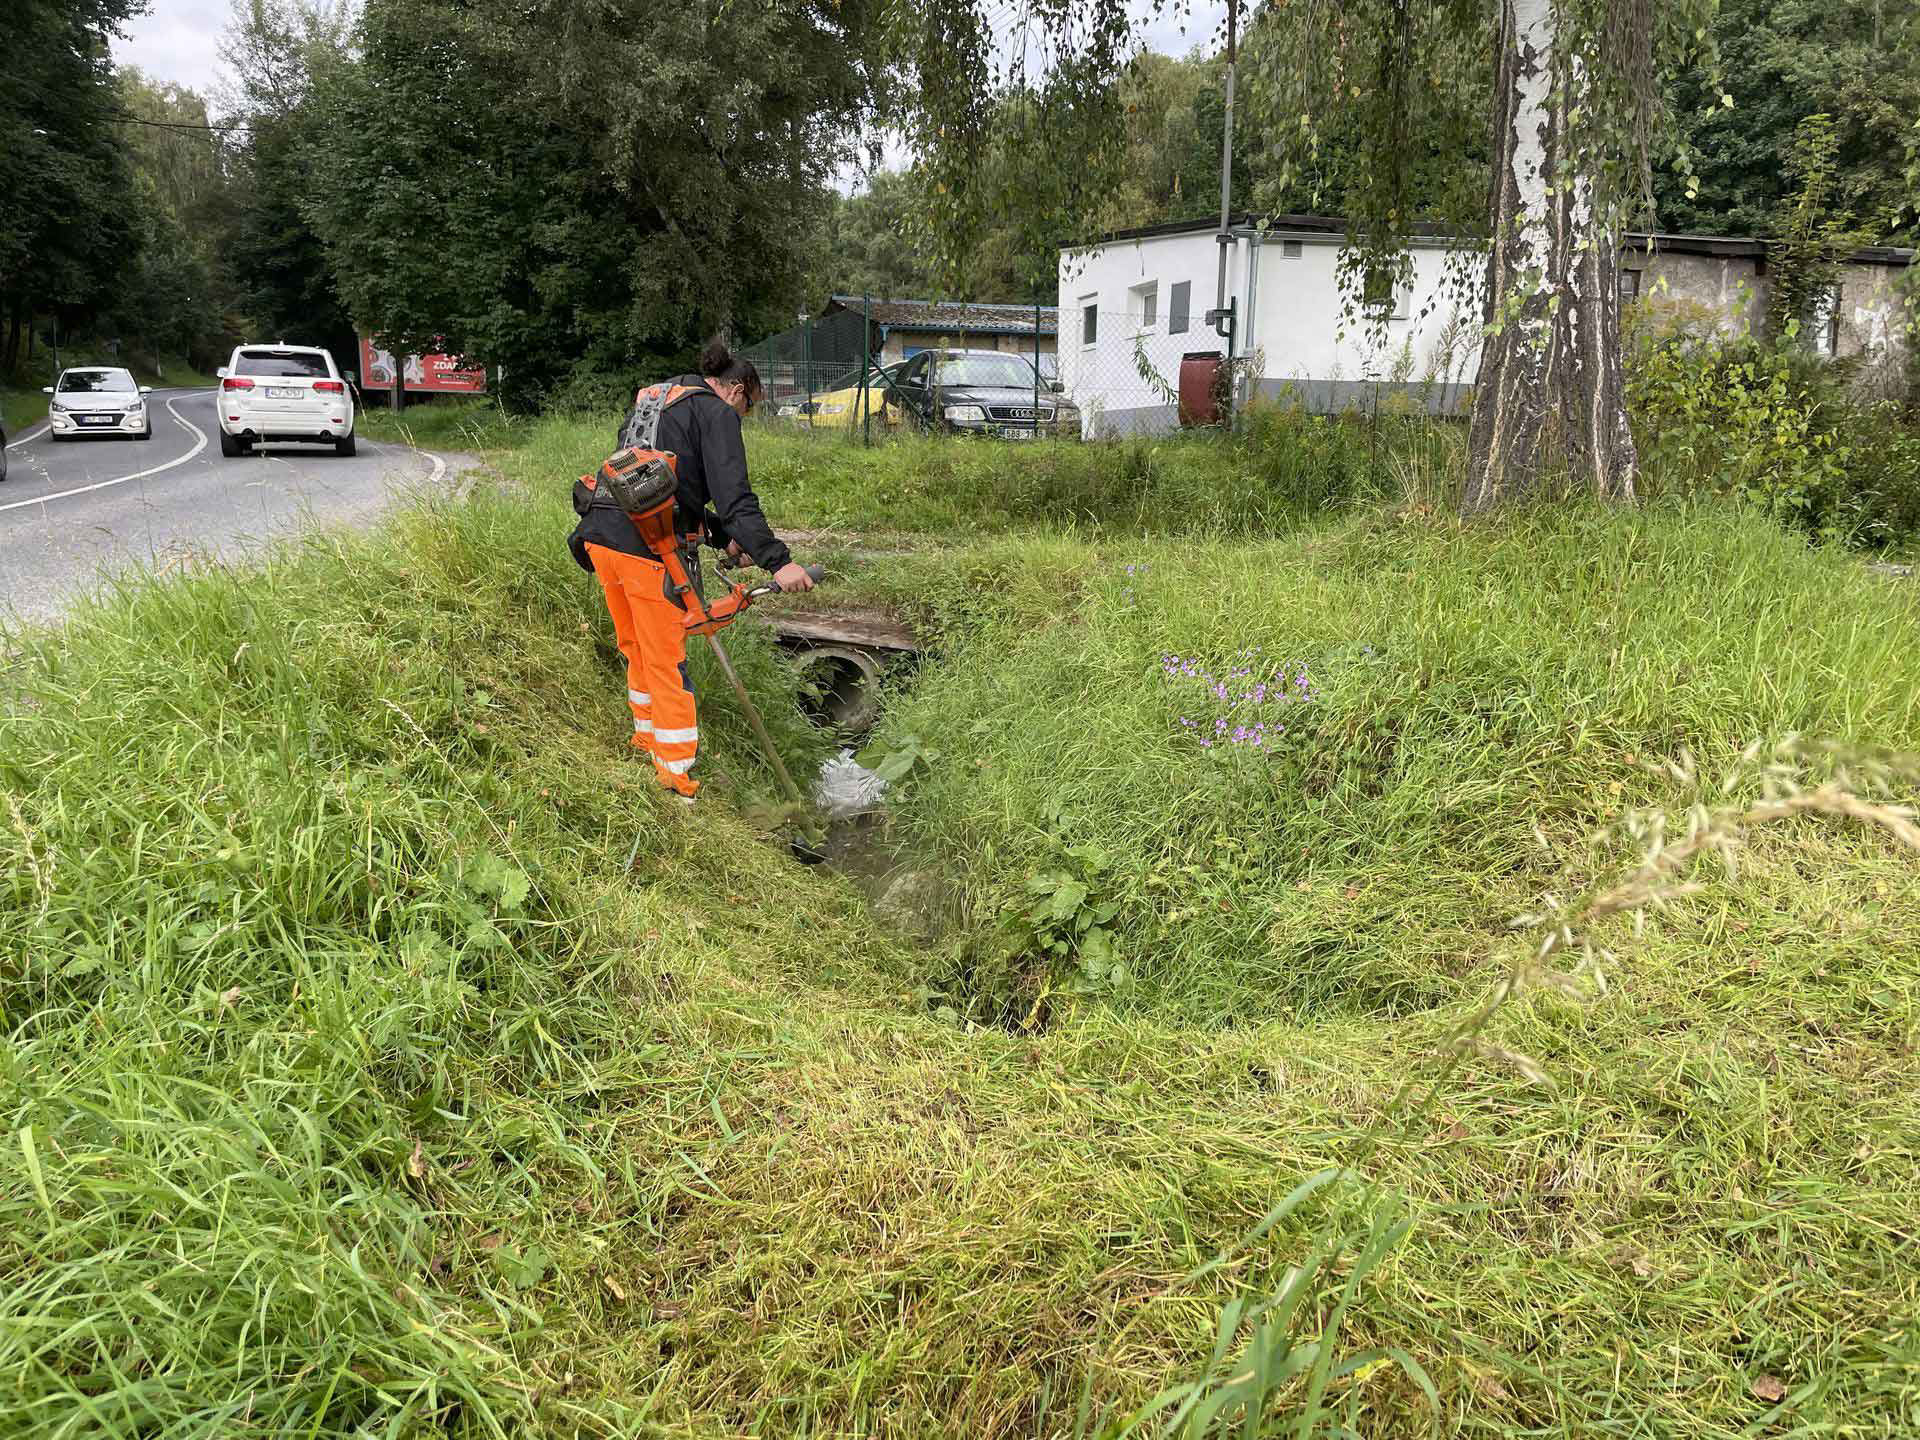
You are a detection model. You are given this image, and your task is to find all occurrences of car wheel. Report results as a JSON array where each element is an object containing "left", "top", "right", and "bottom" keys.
[
  {"left": 334, "top": 433, "right": 356, "bottom": 458},
  {"left": 219, "top": 429, "right": 244, "bottom": 458},
  {"left": 0, "top": 445, "right": 7, "bottom": 483}
]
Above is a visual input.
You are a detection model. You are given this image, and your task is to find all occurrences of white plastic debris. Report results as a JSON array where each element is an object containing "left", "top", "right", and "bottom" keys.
[{"left": 814, "top": 749, "right": 888, "bottom": 819}]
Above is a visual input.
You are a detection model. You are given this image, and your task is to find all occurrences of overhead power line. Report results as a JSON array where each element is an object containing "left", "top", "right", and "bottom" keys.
[{"left": 100, "top": 112, "right": 253, "bottom": 133}]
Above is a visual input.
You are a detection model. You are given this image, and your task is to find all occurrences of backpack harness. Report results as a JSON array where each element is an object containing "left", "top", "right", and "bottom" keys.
[{"left": 573, "top": 382, "right": 762, "bottom": 637}]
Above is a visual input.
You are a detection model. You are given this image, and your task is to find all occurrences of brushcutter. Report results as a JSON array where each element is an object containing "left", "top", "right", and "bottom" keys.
[{"left": 588, "top": 445, "right": 827, "bottom": 856}]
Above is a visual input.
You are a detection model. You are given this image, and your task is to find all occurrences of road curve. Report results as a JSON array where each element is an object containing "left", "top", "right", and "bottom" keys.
[{"left": 1, "top": 387, "right": 464, "bottom": 625}]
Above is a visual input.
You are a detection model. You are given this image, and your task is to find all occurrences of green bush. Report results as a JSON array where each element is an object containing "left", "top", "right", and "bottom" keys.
[{"left": 1628, "top": 316, "right": 1920, "bottom": 549}]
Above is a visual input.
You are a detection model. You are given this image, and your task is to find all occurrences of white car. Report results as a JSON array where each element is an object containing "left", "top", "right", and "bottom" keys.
[
  {"left": 216, "top": 343, "right": 356, "bottom": 458},
  {"left": 43, "top": 367, "right": 154, "bottom": 441}
]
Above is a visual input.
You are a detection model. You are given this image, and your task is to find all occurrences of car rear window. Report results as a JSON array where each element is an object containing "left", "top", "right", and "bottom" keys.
[
  {"left": 58, "top": 370, "right": 136, "bottom": 393},
  {"left": 235, "top": 350, "right": 332, "bottom": 378}
]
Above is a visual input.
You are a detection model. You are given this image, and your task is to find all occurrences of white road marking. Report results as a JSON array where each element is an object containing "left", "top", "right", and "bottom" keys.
[{"left": 0, "top": 394, "right": 207, "bottom": 515}]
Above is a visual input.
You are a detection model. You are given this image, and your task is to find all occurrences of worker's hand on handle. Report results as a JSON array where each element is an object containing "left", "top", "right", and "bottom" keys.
[
  {"left": 772, "top": 561, "right": 817, "bottom": 593},
  {"left": 725, "top": 539, "right": 748, "bottom": 566}
]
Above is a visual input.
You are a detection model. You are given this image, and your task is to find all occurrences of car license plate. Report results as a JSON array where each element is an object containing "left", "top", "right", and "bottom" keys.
[
  {"left": 80, "top": 415, "right": 112, "bottom": 425},
  {"left": 999, "top": 425, "right": 1035, "bottom": 439},
  {"left": 266, "top": 386, "right": 303, "bottom": 399}
]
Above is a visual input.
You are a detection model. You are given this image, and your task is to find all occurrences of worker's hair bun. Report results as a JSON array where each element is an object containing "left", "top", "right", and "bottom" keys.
[
  {"left": 699, "top": 335, "right": 763, "bottom": 404},
  {"left": 699, "top": 336, "right": 736, "bottom": 376}
]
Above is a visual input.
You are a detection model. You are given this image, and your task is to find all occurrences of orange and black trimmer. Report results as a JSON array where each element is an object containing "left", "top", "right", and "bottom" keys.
[{"left": 587, "top": 444, "right": 823, "bottom": 813}]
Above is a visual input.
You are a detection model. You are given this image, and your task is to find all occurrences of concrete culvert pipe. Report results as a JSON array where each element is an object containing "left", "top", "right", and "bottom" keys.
[{"left": 791, "top": 644, "right": 885, "bottom": 736}]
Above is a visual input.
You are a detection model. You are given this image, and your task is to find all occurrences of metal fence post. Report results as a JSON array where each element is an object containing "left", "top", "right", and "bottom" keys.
[
  {"left": 1033, "top": 300, "right": 1041, "bottom": 436},
  {"left": 800, "top": 309, "right": 813, "bottom": 423},
  {"left": 862, "top": 292, "right": 873, "bottom": 448}
]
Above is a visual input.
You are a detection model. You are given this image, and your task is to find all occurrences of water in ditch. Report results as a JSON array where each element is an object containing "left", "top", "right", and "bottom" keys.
[{"left": 791, "top": 646, "right": 955, "bottom": 939}]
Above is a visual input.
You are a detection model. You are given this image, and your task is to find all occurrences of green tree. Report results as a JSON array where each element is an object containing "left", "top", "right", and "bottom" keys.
[
  {"left": 804, "top": 173, "right": 943, "bottom": 304},
  {"left": 1095, "top": 52, "right": 1260, "bottom": 230},
  {"left": 1766, "top": 114, "right": 1867, "bottom": 346},
  {"left": 110, "top": 70, "right": 237, "bottom": 368},
  {"left": 298, "top": 0, "right": 890, "bottom": 404},
  {"left": 1654, "top": 0, "right": 1920, "bottom": 243},
  {"left": 0, "top": 0, "right": 147, "bottom": 373},
  {"left": 218, "top": 0, "right": 358, "bottom": 357}
]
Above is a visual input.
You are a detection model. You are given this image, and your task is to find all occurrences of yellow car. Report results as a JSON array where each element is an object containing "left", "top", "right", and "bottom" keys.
[{"left": 800, "top": 361, "right": 907, "bottom": 429}]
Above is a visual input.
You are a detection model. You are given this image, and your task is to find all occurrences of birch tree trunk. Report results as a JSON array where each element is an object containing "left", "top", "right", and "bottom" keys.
[{"left": 1463, "top": 0, "right": 1638, "bottom": 515}]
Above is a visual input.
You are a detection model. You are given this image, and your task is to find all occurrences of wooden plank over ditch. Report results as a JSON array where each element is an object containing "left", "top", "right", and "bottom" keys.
[{"left": 764, "top": 608, "right": 920, "bottom": 653}]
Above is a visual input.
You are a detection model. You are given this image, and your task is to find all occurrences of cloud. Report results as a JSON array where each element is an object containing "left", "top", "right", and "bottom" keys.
[
  {"left": 112, "top": 0, "right": 235, "bottom": 97},
  {"left": 1135, "top": 0, "right": 1228, "bottom": 61}
]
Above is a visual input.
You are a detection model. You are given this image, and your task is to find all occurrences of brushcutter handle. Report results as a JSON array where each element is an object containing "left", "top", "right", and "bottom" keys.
[{"left": 746, "top": 566, "right": 824, "bottom": 600}]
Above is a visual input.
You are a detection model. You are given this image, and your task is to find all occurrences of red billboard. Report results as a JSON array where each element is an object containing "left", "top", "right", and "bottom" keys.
[{"left": 358, "top": 336, "right": 487, "bottom": 394}]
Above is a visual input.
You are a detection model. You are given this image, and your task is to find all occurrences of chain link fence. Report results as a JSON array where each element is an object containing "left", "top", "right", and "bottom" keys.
[{"left": 737, "top": 294, "right": 1283, "bottom": 448}]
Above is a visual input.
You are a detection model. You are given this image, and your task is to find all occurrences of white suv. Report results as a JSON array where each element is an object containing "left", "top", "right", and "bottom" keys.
[{"left": 216, "top": 343, "right": 356, "bottom": 458}]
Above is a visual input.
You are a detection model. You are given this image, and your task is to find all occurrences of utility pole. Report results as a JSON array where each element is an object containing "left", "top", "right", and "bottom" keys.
[
  {"left": 1213, "top": 0, "right": 1239, "bottom": 332},
  {"left": 1198, "top": 0, "right": 1241, "bottom": 427}
]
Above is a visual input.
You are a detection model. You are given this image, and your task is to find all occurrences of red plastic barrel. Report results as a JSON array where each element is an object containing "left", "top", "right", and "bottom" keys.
[{"left": 1178, "top": 351, "right": 1224, "bottom": 427}]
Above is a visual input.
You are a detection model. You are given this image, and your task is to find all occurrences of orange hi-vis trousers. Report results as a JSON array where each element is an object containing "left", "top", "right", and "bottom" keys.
[{"left": 585, "top": 542, "right": 701, "bottom": 796}]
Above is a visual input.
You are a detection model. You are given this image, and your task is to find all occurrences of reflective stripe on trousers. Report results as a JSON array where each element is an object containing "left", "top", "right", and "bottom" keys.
[{"left": 585, "top": 542, "right": 700, "bottom": 797}]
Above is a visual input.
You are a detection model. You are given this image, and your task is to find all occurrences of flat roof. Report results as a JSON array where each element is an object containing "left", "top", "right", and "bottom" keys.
[
  {"left": 1080, "top": 213, "right": 1914, "bottom": 266},
  {"left": 824, "top": 296, "right": 1059, "bottom": 334}
]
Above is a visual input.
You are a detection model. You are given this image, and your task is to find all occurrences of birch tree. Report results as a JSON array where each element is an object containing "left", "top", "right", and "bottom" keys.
[{"left": 900, "top": 0, "right": 1718, "bottom": 515}]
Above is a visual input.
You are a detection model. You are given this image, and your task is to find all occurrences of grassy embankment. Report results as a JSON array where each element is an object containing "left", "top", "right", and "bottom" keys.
[
  {"left": 2, "top": 407, "right": 1917, "bottom": 1435},
  {"left": 354, "top": 396, "right": 530, "bottom": 454}
]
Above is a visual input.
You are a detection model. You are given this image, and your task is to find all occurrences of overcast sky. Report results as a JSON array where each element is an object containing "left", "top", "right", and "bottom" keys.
[
  {"left": 112, "top": 0, "right": 234, "bottom": 96},
  {"left": 112, "top": 0, "right": 1228, "bottom": 116}
]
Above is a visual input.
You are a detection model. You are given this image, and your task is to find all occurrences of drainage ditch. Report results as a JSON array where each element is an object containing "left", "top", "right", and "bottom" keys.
[{"left": 771, "top": 609, "right": 954, "bottom": 937}]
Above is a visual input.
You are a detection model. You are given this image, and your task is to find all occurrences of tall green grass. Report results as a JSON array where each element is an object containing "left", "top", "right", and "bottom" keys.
[
  {"left": 0, "top": 480, "right": 844, "bottom": 1432},
  {"left": 844, "top": 502, "right": 1920, "bottom": 1434},
  {"left": 742, "top": 409, "right": 1457, "bottom": 539},
  {"left": 4, "top": 409, "right": 1918, "bottom": 1436},
  {"left": 355, "top": 396, "right": 530, "bottom": 453},
  {"left": 869, "top": 504, "right": 1920, "bottom": 1024}
]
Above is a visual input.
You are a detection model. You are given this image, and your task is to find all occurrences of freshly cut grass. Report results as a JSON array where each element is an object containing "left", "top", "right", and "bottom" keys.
[{"left": 2, "top": 409, "right": 1917, "bottom": 1436}]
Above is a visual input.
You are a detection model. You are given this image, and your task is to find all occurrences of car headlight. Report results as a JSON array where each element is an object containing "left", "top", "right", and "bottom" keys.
[
  {"left": 49, "top": 400, "right": 67, "bottom": 413},
  {"left": 945, "top": 405, "right": 986, "bottom": 424}
]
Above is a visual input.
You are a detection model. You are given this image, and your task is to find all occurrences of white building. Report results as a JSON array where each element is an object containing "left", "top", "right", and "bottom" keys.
[{"left": 1057, "top": 213, "right": 1913, "bottom": 435}]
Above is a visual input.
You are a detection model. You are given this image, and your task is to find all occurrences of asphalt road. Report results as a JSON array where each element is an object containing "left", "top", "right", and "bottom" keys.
[{"left": 1, "top": 387, "right": 466, "bottom": 625}]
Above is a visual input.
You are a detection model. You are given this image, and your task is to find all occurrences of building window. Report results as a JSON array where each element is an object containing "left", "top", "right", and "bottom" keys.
[
  {"left": 1169, "top": 280, "right": 1191, "bottom": 334},
  {"left": 1081, "top": 300, "right": 1098, "bottom": 347},
  {"left": 1131, "top": 280, "right": 1158, "bottom": 329},
  {"left": 1618, "top": 269, "right": 1641, "bottom": 306},
  {"left": 1282, "top": 239, "right": 1303, "bottom": 257},
  {"left": 1811, "top": 285, "right": 1842, "bottom": 356},
  {"left": 1362, "top": 264, "right": 1407, "bottom": 320}
]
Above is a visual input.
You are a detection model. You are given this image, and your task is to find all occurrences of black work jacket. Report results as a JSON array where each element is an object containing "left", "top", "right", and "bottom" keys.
[{"left": 567, "top": 376, "right": 790, "bottom": 574}]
